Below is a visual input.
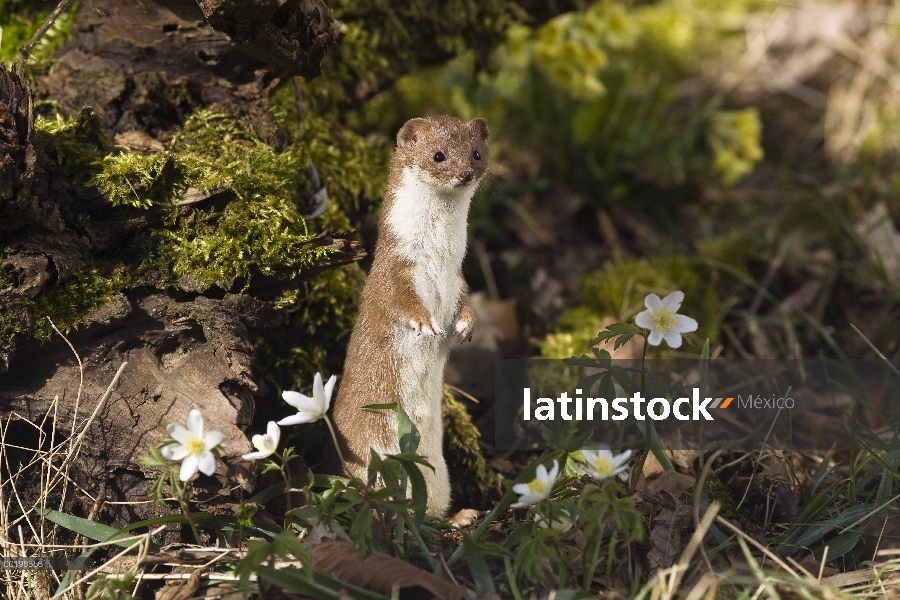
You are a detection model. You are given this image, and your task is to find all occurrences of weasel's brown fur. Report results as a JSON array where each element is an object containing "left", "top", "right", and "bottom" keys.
[{"left": 332, "top": 115, "right": 489, "bottom": 516}]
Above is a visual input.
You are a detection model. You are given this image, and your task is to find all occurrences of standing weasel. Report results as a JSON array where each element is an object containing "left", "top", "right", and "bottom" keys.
[{"left": 332, "top": 115, "right": 489, "bottom": 516}]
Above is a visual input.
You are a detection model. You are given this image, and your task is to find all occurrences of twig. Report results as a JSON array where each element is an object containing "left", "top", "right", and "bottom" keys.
[
  {"left": 665, "top": 502, "right": 720, "bottom": 596},
  {"left": 17, "top": 0, "right": 77, "bottom": 64},
  {"left": 445, "top": 383, "right": 480, "bottom": 404},
  {"left": 715, "top": 515, "right": 800, "bottom": 578}
]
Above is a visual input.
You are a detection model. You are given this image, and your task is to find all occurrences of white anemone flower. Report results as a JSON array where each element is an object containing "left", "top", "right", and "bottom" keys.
[
  {"left": 512, "top": 460, "right": 559, "bottom": 508},
  {"left": 242, "top": 421, "right": 280, "bottom": 460},
  {"left": 161, "top": 409, "right": 223, "bottom": 481},
  {"left": 278, "top": 372, "right": 337, "bottom": 425},
  {"left": 634, "top": 291, "right": 698, "bottom": 348},
  {"left": 580, "top": 447, "right": 632, "bottom": 481},
  {"left": 534, "top": 509, "right": 574, "bottom": 533}
]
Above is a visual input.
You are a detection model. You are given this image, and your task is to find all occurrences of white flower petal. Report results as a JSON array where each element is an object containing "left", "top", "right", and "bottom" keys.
[
  {"left": 672, "top": 314, "right": 698, "bottom": 334},
  {"left": 167, "top": 424, "right": 189, "bottom": 444},
  {"left": 266, "top": 421, "right": 281, "bottom": 446},
  {"left": 312, "top": 373, "right": 326, "bottom": 408},
  {"left": 660, "top": 291, "right": 684, "bottom": 311},
  {"left": 546, "top": 460, "right": 559, "bottom": 484},
  {"left": 323, "top": 375, "right": 337, "bottom": 407},
  {"left": 535, "top": 463, "right": 548, "bottom": 481},
  {"left": 179, "top": 455, "right": 199, "bottom": 481},
  {"left": 278, "top": 412, "right": 318, "bottom": 426},
  {"left": 663, "top": 331, "right": 683, "bottom": 349},
  {"left": 647, "top": 330, "right": 664, "bottom": 346},
  {"left": 197, "top": 451, "right": 216, "bottom": 476},
  {"left": 514, "top": 492, "right": 544, "bottom": 506},
  {"left": 203, "top": 430, "right": 223, "bottom": 450},
  {"left": 580, "top": 450, "right": 597, "bottom": 464},
  {"left": 634, "top": 309, "right": 653, "bottom": 329},
  {"left": 243, "top": 450, "right": 270, "bottom": 460},
  {"left": 161, "top": 443, "right": 188, "bottom": 461},
  {"left": 644, "top": 294, "right": 662, "bottom": 310},
  {"left": 186, "top": 410, "right": 204, "bottom": 438},
  {"left": 512, "top": 483, "right": 531, "bottom": 495},
  {"left": 611, "top": 450, "right": 632, "bottom": 467},
  {"left": 282, "top": 391, "right": 316, "bottom": 411}
]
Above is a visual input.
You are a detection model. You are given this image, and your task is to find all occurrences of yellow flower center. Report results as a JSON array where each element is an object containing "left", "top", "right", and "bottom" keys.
[
  {"left": 185, "top": 436, "right": 206, "bottom": 456},
  {"left": 528, "top": 479, "right": 548, "bottom": 494},
  {"left": 255, "top": 436, "right": 275, "bottom": 453},
  {"left": 651, "top": 309, "right": 676, "bottom": 334},
  {"left": 593, "top": 455, "right": 614, "bottom": 476}
]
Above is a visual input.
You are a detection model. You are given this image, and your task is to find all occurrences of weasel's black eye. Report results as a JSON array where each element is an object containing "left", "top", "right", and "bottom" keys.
[
  {"left": 473, "top": 150, "right": 481, "bottom": 161},
  {"left": 433, "top": 151, "right": 446, "bottom": 163}
]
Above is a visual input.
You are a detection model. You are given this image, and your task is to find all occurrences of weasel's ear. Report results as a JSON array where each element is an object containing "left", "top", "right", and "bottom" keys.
[
  {"left": 470, "top": 118, "right": 489, "bottom": 141},
  {"left": 397, "top": 118, "right": 428, "bottom": 149}
]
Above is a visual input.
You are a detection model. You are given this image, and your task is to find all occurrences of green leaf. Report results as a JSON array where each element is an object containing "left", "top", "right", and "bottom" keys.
[
  {"left": 38, "top": 509, "right": 144, "bottom": 549},
  {"left": 808, "top": 451, "right": 838, "bottom": 497},
  {"left": 396, "top": 403, "right": 420, "bottom": 454},
  {"left": 256, "top": 565, "right": 391, "bottom": 600},
  {"left": 592, "top": 348, "right": 612, "bottom": 368},
  {"left": 814, "top": 530, "right": 863, "bottom": 562},
  {"left": 877, "top": 430, "right": 900, "bottom": 505},
  {"left": 575, "top": 371, "right": 604, "bottom": 396},
  {"left": 462, "top": 533, "right": 496, "bottom": 594},
  {"left": 610, "top": 366, "right": 632, "bottom": 394},
  {"left": 779, "top": 503, "right": 875, "bottom": 556},
  {"left": 770, "top": 479, "right": 846, "bottom": 545},
  {"left": 361, "top": 402, "right": 399, "bottom": 410},
  {"left": 563, "top": 356, "right": 603, "bottom": 368}
]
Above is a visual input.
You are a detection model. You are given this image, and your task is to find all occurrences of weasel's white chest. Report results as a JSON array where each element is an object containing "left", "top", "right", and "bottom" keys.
[{"left": 387, "top": 169, "right": 473, "bottom": 326}]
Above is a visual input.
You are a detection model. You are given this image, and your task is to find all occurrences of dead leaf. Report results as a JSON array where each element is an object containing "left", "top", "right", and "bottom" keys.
[
  {"left": 639, "top": 470, "right": 696, "bottom": 500},
  {"left": 646, "top": 502, "right": 693, "bottom": 572},
  {"left": 641, "top": 453, "right": 664, "bottom": 478},
  {"left": 155, "top": 569, "right": 201, "bottom": 600},
  {"left": 857, "top": 202, "right": 900, "bottom": 284},
  {"left": 115, "top": 130, "right": 165, "bottom": 153},
  {"left": 309, "top": 538, "right": 467, "bottom": 600}
]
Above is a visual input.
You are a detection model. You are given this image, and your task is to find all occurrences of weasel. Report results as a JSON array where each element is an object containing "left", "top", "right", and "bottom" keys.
[{"left": 332, "top": 115, "right": 489, "bottom": 516}]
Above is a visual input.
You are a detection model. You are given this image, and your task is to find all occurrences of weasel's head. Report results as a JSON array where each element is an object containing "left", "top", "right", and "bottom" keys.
[{"left": 394, "top": 115, "right": 489, "bottom": 193}]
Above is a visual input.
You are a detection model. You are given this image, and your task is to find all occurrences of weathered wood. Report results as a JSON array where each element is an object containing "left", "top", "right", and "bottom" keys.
[{"left": 0, "top": 0, "right": 353, "bottom": 526}]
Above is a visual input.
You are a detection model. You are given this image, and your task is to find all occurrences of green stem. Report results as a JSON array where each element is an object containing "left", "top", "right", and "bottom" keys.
[
  {"left": 172, "top": 473, "right": 202, "bottom": 545},
  {"left": 375, "top": 503, "right": 391, "bottom": 550},
  {"left": 281, "top": 458, "right": 293, "bottom": 530},
  {"left": 323, "top": 415, "right": 347, "bottom": 470},
  {"left": 631, "top": 334, "right": 651, "bottom": 491}
]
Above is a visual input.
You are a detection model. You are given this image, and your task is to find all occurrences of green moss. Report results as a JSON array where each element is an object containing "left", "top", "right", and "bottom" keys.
[
  {"left": 256, "top": 264, "right": 366, "bottom": 394},
  {"left": 0, "top": 265, "right": 127, "bottom": 346},
  {"left": 540, "top": 255, "right": 721, "bottom": 360},
  {"left": 0, "top": 0, "right": 80, "bottom": 67},
  {"left": 35, "top": 107, "right": 111, "bottom": 178},
  {"left": 442, "top": 387, "right": 494, "bottom": 504},
  {"left": 302, "top": 0, "right": 526, "bottom": 116},
  {"left": 681, "top": 480, "right": 741, "bottom": 519},
  {"left": 577, "top": 256, "right": 702, "bottom": 320},
  {"left": 269, "top": 85, "right": 392, "bottom": 217},
  {"left": 84, "top": 110, "right": 346, "bottom": 289}
]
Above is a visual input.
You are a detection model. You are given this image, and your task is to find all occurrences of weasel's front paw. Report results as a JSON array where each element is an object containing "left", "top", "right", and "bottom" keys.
[
  {"left": 409, "top": 315, "right": 445, "bottom": 337},
  {"left": 453, "top": 306, "right": 476, "bottom": 341}
]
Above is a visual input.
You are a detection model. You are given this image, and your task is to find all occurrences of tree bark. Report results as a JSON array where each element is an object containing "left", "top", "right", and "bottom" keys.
[{"left": 0, "top": 0, "right": 351, "bottom": 525}]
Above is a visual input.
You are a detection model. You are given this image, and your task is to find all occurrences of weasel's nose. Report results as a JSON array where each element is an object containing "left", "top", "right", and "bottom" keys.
[{"left": 457, "top": 170, "right": 474, "bottom": 183}]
